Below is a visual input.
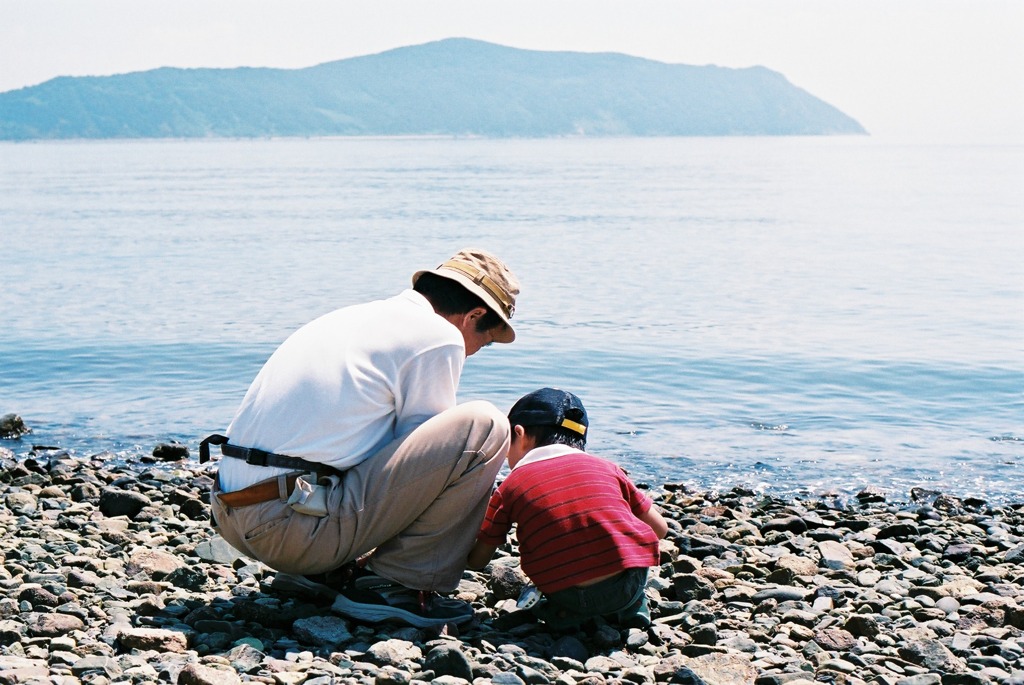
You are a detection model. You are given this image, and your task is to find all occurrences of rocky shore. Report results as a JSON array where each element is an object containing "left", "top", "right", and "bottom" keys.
[{"left": 1, "top": 439, "right": 1023, "bottom": 685}]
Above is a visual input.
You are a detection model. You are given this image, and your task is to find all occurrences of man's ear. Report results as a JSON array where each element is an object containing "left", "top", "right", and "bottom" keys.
[
  {"left": 442, "top": 307, "right": 486, "bottom": 332},
  {"left": 467, "top": 306, "right": 489, "bottom": 324},
  {"left": 449, "top": 306, "right": 487, "bottom": 329}
]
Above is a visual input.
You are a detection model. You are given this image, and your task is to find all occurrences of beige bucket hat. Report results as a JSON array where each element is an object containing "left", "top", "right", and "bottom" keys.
[{"left": 412, "top": 248, "right": 520, "bottom": 343}]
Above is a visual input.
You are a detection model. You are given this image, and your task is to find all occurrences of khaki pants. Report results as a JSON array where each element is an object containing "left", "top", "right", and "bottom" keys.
[{"left": 211, "top": 400, "right": 509, "bottom": 592}]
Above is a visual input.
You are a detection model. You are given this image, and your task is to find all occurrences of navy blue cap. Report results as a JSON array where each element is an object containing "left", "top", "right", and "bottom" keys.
[{"left": 507, "top": 387, "right": 588, "bottom": 437}]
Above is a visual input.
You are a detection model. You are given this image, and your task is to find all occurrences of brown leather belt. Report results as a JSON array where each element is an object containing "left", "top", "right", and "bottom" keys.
[{"left": 217, "top": 474, "right": 300, "bottom": 508}]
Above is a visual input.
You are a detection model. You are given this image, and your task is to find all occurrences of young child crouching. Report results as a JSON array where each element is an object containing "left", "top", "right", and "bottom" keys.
[{"left": 468, "top": 387, "right": 668, "bottom": 629}]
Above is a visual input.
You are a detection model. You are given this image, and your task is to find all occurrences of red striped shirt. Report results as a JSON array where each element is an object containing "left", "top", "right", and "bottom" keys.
[{"left": 476, "top": 447, "right": 659, "bottom": 593}]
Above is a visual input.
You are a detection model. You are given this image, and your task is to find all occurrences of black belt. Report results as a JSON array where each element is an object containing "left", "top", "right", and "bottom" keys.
[{"left": 199, "top": 434, "right": 343, "bottom": 478}]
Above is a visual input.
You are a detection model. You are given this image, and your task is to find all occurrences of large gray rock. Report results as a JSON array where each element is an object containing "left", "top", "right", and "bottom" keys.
[
  {"left": 99, "top": 487, "right": 151, "bottom": 518},
  {"left": 117, "top": 627, "right": 190, "bottom": 653},
  {"left": 195, "top": 535, "right": 247, "bottom": 565},
  {"left": 487, "top": 556, "right": 529, "bottom": 601},
  {"left": 1004, "top": 542, "right": 1024, "bottom": 564},
  {"left": 817, "top": 540, "right": 854, "bottom": 570},
  {"left": 4, "top": 491, "right": 37, "bottom": 515},
  {"left": 24, "top": 612, "right": 85, "bottom": 637},
  {"left": 0, "top": 413, "right": 31, "bottom": 439},
  {"left": 291, "top": 615, "right": 352, "bottom": 650},
  {"left": 366, "top": 639, "right": 422, "bottom": 667},
  {"left": 423, "top": 644, "right": 474, "bottom": 681},
  {"left": 178, "top": 662, "right": 243, "bottom": 685},
  {"left": 126, "top": 548, "right": 183, "bottom": 578},
  {"left": 898, "top": 639, "right": 968, "bottom": 673},
  {"left": 152, "top": 441, "right": 190, "bottom": 461}
]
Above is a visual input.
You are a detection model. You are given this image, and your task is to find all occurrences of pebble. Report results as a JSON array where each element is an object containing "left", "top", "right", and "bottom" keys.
[{"left": 0, "top": 446, "right": 1023, "bottom": 684}]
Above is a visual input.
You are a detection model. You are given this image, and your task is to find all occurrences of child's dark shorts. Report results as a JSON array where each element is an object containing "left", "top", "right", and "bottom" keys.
[{"left": 532, "top": 567, "right": 650, "bottom": 630}]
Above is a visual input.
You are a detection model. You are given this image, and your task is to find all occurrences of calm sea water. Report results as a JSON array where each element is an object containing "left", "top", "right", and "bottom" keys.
[{"left": 1, "top": 137, "right": 1022, "bottom": 504}]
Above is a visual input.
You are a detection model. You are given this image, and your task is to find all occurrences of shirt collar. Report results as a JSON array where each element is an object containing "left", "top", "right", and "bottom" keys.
[
  {"left": 511, "top": 444, "right": 586, "bottom": 470},
  {"left": 400, "top": 288, "right": 433, "bottom": 309}
]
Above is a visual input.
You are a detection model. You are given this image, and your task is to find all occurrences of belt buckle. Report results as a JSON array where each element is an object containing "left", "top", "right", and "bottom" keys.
[{"left": 242, "top": 447, "right": 270, "bottom": 468}]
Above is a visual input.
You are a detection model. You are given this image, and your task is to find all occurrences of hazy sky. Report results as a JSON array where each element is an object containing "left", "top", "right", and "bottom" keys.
[{"left": 3, "top": 0, "right": 1022, "bottom": 142}]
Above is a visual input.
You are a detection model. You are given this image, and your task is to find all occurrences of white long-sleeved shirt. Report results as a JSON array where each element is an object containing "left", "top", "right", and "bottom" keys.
[{"left": 218, "top": 289, "right": 464, "bottom": 492}]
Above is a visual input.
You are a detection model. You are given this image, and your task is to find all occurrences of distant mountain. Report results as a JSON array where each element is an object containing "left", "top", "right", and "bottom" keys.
[{"left": 0, "top": 38, "right": 866, "bottom": 140}]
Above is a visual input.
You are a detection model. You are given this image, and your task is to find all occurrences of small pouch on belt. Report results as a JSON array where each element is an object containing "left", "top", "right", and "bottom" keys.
[{"left": 286, "top": 473, "right": 338, "bottom": 517}]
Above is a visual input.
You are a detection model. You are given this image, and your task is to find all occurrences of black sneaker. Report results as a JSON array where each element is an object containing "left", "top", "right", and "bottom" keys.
[
  {"left": 271, "top": 562, "right": 361, "bottom": 599},
  {"left": 331, "top": 573, "right": 474, "bottom": 628},
  {"left": 271, "top": 572, "right": 341, "bottom": 599}
]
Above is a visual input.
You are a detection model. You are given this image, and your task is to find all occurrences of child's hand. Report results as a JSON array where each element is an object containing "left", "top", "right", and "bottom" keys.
[
  {"left": 467, "top": 540, "right": 498, "bottom": 569},
  {"left": 640, "top": 505, "right": 670, "bottom": 539}
]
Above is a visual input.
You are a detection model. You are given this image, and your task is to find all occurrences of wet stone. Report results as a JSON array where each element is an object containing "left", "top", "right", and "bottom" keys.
[
  {"left": 0, "top": 413, "right": 31, "bottom": 439},
  {"left": 152, "top": 441, "right": 190, "bottom": 462},
  {"left": 856, "top": 487, "right": 887, "bottom": 503}
]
